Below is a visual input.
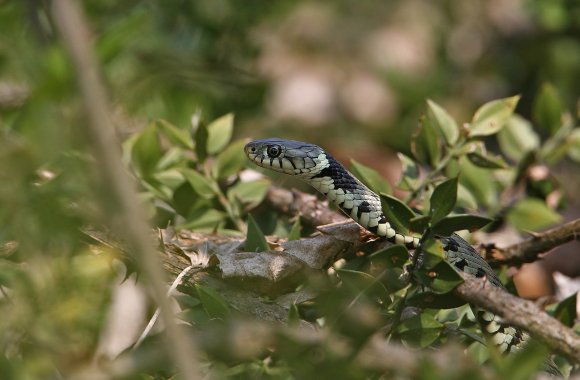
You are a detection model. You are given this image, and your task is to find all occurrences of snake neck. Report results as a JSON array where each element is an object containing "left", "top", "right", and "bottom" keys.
[{"left": 305, "top": 154, "right": 420, "bottom": 249}]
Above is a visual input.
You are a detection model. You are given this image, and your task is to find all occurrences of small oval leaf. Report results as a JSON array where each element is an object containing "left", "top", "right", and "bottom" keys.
[
  {"left": 429, "top": 177, "right": 458, "bottom": 224},
  {"left": 469, "top": 95, "right": 520, "bottom": 137}
]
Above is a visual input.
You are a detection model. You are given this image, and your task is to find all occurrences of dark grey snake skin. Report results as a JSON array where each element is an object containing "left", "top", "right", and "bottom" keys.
[{"left": 244, "top": 138, "right": 559, "bottom": 374}]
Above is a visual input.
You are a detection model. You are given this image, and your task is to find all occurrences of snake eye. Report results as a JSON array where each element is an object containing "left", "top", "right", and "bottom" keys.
[{"left": 267, "top": 145, "right": 281, "bottom": 158}]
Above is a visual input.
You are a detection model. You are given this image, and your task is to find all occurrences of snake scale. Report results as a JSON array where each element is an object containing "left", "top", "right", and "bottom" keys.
[{"left": 244, "top": 138, "right": 559, "bottom": 375}]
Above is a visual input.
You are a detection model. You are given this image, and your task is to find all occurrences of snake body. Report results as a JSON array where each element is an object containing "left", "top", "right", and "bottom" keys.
[{"left": 244, "top": 138, "right": 558, "bottom": 373}]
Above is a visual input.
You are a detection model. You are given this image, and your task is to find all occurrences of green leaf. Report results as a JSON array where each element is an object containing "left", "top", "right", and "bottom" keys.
[
  {"left": 181, "top": 169, "right": 217, "bottom": 199},
  {"left": 412, "top": 116, "right": 442, "bottom": 167},
  {"left": 547, "top": 293, "right": 577, "bottom": 327},
  {"left": 207, "top": 113, "right": 234, "bottom": 154},
  {"left": 288, "top": 303, "right": 300, "bottom": 326},
  {"left": 152, "top": 169, "right": 185, "bottom": 190},
  {"left": 498, "top": 115, "right": 540, "bottom": 161},
  {"left": 156, "top": 119, "right": 193, "bottom": 149},
  {"left": 370, "top": 245, "right": 410, "bottom": 269},
  {"left": 457, "top": 183, "right": 478, "bottom": 210},
  {"left": 214, "top": 139, "right": 248, "bottom": 179},
  {"left": 195, "top": 284, "right": 231, "bottom": 319},
  {"left": 429, "top": 177, "right": 458, "bottom": 224},
  {"left": 466, "top": 151, "right": 507, "bottom": 169},
  {"left": 533, "top": 83, "right": 563, "bottom": 135},
  {"left": 180, "top": 208, "right": 226, "bottom": 230},
  {"left": 288, "top": 218, "right": 302, "bottom": 241},
  {"left": 495, "top": 340, "right": 549, "bottom": 380},
  {"left": 567, "top": 128, "right": 580, "bottom": 163},
  {"left": 379, "top": 193, "right": 415, "bottom": 234},
  {"left": 469, "top": 95, "right": 520, "bottom": 137},
  {"left": 194, "top": 121, "right": 209, "bottom": 162},
  {"left": 398, "top": 153, "right": 420, "bottom": 191},
  {"left": 129, "top": 123, "right": 163, "bottom": 177},
  {"left": 349, "top": 160, "right": 391, "bottom": 195},
  {"left": 227, "top": 179, "right": 270, "bottom": 207},
  {"left": 506, "top": 198, "right": 561, "bottom": 231},
  {"left": 336, "top": 269, "right": 391, "bottom": 301},
  {"left": 458, "top": 157, "right": 497, "bottom": 208},
  {"left": 245, "top": 214, "right": 269, "bottom": 252},
  {"left": 397, "top": 313, "right": 444, "bottom": 348},
  {"left": 432, "top": 214, "right": 492, "bottom": 236},
  {"left": 426, "top": 99, "right": 460, "bottom": 145},
  {"left": 415, "top": 260, "right": 464, "bottom": 294},
  {"left": 409, "top": 215, "right": 431, "bottom": 234}
]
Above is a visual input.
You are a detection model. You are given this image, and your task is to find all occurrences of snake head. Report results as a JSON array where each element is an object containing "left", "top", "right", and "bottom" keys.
[{"left": 244, "top": 138, "right": 328, "bottom": 175}]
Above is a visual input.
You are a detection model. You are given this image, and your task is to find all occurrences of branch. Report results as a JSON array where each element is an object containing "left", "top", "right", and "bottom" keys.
[
  {"left": 266, "top": 186, "right": 347, "bottom": 226},
  {"left": 482, "top": 219, "right": 580, "bottom": 266},
  {"left": 455, "top": 274, "right": 580, "bottom": 362},
  {"left": 51, "top": 2, "right": 201, "bottom": 379}
]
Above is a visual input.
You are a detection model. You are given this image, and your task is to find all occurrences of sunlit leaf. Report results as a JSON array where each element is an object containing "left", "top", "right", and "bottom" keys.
[
  {"left": 498, "top": 115, "right": 540, "bottom": 161},
  {"left": 245, "top": 214, "right": 269, "bottom": 252},
  {"left": 181, "top": 169, "right": 217, "bottom": 199},
  {"left": 379, "top": 193, "right": 415, "bottom": 233},
  {"left": 427, "top": 99, "right": 459, "bottom": 145},
  {"left": 214, "top": 139, "right": 249, "bottom": 179},
  {"left": 429, "top": 177, "right": 458, "bottom": 224},
  {"left": 350, "top": 159, "right": 391, "bottom": 195},
  {"left": 195, "top": 284, "right": 231, "bottom": 319},
  {"left": 458, "top": 157, "right": 497, "bottom": 208},
  {"left": 533, "top": 83, "right": 563, "bottom": 135},
  {"left": 156, "top": 119, "right": 193, "bottom": 149},
  {"left": 457, "top": 183, "right": 478, "bottom": 210},
  {"left": 207, "top": 113, "right": 234, "bottom": 154},
  {"left": 153, "top": 169, "right": 185, "bottom": 190},
  {"left": 506, "top": 198, "right": 561, "bottom": 231},
  {"left": 432, "top": 214, "right": 492, "bottom": 236},
  {"left": 130, "top": 123, "right": 163, "bottom": 177},
  {"left": 469, "top": 95, "right": 520, "bottom": 137},
  {"left": 227, "top": 179, "right": 270, "bottom": 207}
]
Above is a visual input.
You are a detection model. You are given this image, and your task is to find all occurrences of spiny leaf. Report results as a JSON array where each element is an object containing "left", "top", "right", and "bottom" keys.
[
  {"left": 429, "top": 177, "right": 458, "bottom": 224},
  {"left": 245, "top": 214, "right": 269, "bottom": 252}
]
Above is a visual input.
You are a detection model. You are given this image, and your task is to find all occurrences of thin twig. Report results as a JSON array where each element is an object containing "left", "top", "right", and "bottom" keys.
[
  {"left": 134, "top": 265, "right": 198, "bottom": 348},
  {"left": 482, "top": 218, "right": 580, "bottom": 266},
  {"left": 455, "top": 274, "right": 580, "bottom": 363},
  {"left": 51, "top": 1, "right": 201, "bottom": 378}
]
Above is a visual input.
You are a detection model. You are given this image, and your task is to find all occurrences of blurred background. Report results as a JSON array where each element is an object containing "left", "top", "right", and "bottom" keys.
[{"left": 0, "top": 0, "right": 579, "bottom": 378}]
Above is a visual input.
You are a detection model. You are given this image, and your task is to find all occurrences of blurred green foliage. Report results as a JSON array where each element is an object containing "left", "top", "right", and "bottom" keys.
[{"left": 1, "top": 0, "right": 579, "bottom": 379}]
